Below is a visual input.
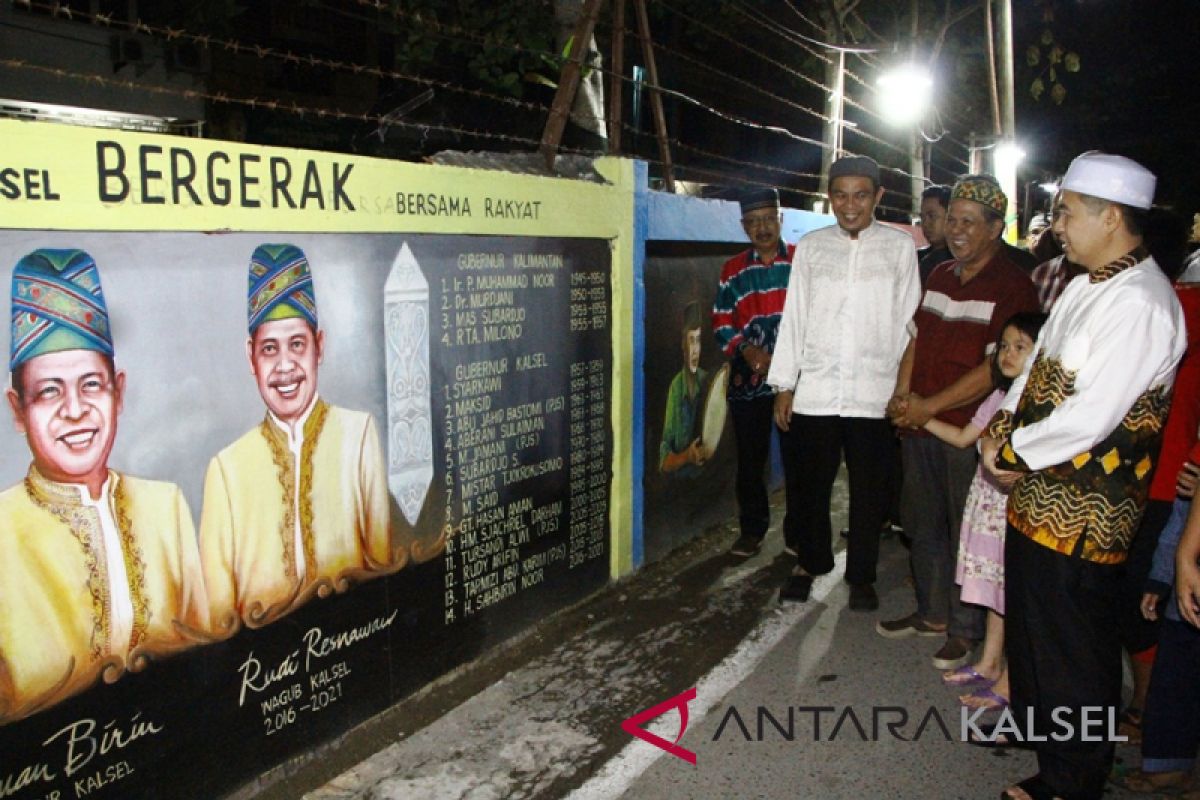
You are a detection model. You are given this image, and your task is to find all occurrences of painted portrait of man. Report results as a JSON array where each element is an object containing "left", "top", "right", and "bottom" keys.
[
  {"left": 199, "top": 244, "right": 395, "bottom": 631},
  {"left": 0, "top": 249, "right": 209, "bottom": 725},
  {"left": 659, "top": 301, "right": 711, "bottom": 475}
]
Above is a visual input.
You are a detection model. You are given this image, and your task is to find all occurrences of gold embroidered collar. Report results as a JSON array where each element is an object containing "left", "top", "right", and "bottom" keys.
[
  {"left": 259, "top": 398, "right": 330, "bottom": 583},
  {"left": 24, "top": 466, "right": 150, "bottom": 657},
  {"left": 1089, "top": 245, "right": 1148, "bottom": 284}
]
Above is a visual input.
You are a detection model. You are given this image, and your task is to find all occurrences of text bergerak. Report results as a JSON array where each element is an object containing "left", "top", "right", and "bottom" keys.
[{"left": 94, "top": 142, "right": 355, "bottom": 210}]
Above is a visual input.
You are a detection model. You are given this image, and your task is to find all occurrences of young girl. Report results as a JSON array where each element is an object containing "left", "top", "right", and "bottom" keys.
[{"left": 925, "top": 311, "right": 1047, "bottom": 710}]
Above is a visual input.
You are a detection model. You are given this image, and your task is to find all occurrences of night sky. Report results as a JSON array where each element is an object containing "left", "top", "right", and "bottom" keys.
[
  {"left": 1013, "top": 0, "right": 1200, "bottom": 213},
  {"left": 634, "top": 0, "right": 1200, "bottom": 222}
]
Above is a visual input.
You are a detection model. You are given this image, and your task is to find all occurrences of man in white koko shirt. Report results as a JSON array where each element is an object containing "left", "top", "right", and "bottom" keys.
[{"left": 767, "top": 155, "right": 920, "bottom": 610}]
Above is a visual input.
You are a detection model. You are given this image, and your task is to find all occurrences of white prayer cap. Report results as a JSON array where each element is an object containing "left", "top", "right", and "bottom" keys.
[{"left": 1062, "top": 151, "right": 1156, "bottom": 210}]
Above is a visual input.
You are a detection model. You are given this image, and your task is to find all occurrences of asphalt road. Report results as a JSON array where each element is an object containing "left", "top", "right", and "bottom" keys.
[{"left": 242, "top": 474, "right": 1152, "bottom": 800}]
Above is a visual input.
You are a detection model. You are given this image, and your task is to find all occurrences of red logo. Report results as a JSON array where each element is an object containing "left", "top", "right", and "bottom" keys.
[{"left": 620, "top": 687, "right": 697, "bottom": 765}]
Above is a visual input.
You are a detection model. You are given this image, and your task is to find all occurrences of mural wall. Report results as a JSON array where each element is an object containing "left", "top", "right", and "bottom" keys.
[
  {"left": 637, "top": 198, "right": 839, "bottom": 566},
  {"left": 641, "top": 243, "right": 745, "bottom": 563},
  {"left": 0, "top": 120, "right": 633, "bottom": 799}
]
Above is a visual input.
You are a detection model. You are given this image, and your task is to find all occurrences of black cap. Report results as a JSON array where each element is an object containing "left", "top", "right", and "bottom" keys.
[
  {"left": 829, "top": 155, "right": 880, "bottom": 185},
  {"left": 739, "top": 188, "right": 780, "bottom": 215}
]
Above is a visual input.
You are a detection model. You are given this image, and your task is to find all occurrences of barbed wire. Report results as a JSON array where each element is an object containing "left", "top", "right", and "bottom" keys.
[
  {"left": 2, "top": 51, "right": 932, "bottom": 213},
  {"left": 8, "top": 1, "right": 846, "bottom": 172},
  {"left": 18, "top": 0, "right": 844, "bottom": 162},
  {"left": 3, "top": 2, "right": 966, "bottom": 207},
  {"left": 9, "top": 0, "right": 874, "bottom": 172},
  {"left": 0, "top": 57, "right": 607, "bottom": 155},
  {"left": 0, "top": 54, "right": 926, "bottom": 217},
  {"left": 14, "top": 0, "right": 610, "bottom": 125}
]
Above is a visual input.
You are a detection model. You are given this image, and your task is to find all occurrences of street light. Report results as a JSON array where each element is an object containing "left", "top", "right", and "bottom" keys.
[
  {"left": 993, "top": 141, "right": 1025, "bottom": 244},
  {"left": 994, "top": 141, "right": 1026, "bottom": 174},
  {"left": 875, "top": 64, "right": 933, "bottom": 126}
]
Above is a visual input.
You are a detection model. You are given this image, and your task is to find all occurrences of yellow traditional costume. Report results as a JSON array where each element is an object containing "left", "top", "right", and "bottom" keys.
[
  {"left": 0, "top": 471, "right": 208, "bottom": 723},
  {"left": 199, "top": 245, "right": 393, "bottom": 630},
  {"left": 200, "top": 398, "right": 391, "bottom": 628},
  {"left": 1, "top": 249, "right": 208, "bottom": 724}
]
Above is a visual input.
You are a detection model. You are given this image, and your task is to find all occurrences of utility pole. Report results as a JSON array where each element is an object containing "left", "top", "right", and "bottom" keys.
[
  {"left": 998, "top": 0, "right": 1016, "bottom": 142},
  {"left": 819, "top": 48, "right": 844, "bottom": 199},
  {"left": 908, "top": 0, "right": 924, "bottom": 216},
  {"left": 996, "top": 0, "right": 1019, "bottom": 242},
  {"left": 910, "top": 129, "right": 925, "bottom": 216}
]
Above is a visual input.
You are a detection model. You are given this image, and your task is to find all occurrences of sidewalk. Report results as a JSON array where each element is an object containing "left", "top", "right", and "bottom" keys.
[{"left": 244, "top": 480, "right": 1148, "bottom": 800}]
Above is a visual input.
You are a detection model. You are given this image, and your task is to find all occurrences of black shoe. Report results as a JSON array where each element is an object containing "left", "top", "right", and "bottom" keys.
[
  {"left": 729, "top": 534, "right": 763, "bottom": 557},
  {"left": 931, "top": 636, "right": 974, "bottom": 670},
  {"left": 779, "top": 574, "right": 814, "bottom": 602},
  {"left": 847, "top": 583, "right": 879, "bottom": 611}
]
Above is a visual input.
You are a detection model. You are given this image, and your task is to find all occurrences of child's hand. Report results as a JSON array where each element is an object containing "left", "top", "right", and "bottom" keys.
[
  {"left": 981, "top": 436, "right": 1021, "bottom": 489},
  {"left": 1177, "top": 462, "right": 1200, "bottom": 498}
]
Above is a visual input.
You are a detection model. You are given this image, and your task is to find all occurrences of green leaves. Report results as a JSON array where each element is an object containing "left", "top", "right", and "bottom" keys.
[
  {"left": 1025, "top": 1, "right": 1080, "bottom": 105},
  {"left": 391, "top": 0, "right": 561, "bottom": 98}
]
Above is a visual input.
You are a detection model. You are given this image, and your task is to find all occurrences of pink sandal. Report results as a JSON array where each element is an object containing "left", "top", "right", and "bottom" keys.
[
  {"left": 942, "top": 664, "right": 996, "bottom": 688},
  {"left": 960, "top": 686, "right": 1009, "bottom": 711}
]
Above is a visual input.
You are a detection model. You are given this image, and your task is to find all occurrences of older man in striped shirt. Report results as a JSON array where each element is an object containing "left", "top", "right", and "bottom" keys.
[{"left": 714, "top": 188, "right": 795, "bottom": 557}]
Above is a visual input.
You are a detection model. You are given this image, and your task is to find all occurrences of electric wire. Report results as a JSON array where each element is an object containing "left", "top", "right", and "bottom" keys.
[{"left": 5, "top": 1, "right": 982, "bottom": 207}]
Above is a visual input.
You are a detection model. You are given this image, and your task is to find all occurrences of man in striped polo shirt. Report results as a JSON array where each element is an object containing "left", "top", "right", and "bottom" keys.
[
  {"left": 713, "top": 188, "right": 794, "bottom": 558},
  {"left": 879, "top": 175, "right": 1038, "bottom": 668}
]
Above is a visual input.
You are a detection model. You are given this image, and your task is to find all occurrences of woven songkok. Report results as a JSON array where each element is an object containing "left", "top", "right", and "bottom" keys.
[
  {"left": 9, "top": 249, "right": 113, "bottom": 371},
  {"left": 951, "top": 175, "right": 1008, "bottom": 218},
  {"left": 247, "top": 244, "right": 318, "bottom": 335}
]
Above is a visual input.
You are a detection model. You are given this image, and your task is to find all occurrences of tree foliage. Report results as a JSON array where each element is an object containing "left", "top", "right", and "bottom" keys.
[
  {"left": 381, "top": 0, "right": 561, "bottom": 97},
  {"left": 1023, "top": 1, "right": 1080, "bottom": 105}
]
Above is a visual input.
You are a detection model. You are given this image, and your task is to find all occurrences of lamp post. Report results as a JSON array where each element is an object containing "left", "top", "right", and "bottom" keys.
[
  {"left": 819, "top": 49, "right": 846, "bottom": 197},
  {"left": 994, "top": 140, "right": 1025, "bottom": 243},
  {"left": 876, "top": 63, "right": 934, "bottom": 126},
  {"left": 877, "top": 63, "right": 933, "bottom": 215}
]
